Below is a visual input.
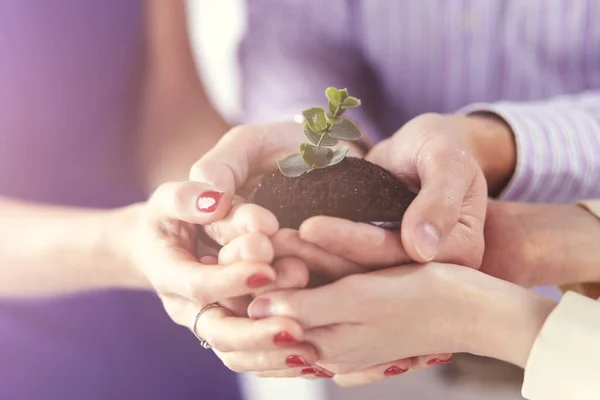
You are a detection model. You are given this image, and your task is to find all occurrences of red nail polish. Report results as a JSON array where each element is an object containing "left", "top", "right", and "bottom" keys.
[
  {"left": 384, "top": 365, "right": 408, "bottom": 376},
  {"left": 246, "top": 273, "right": 273, "bottom": 289},
  {"left": 274, "top": 331, "right": 299, "bottom": 345},
  {"left": 301, "top": 368, "right": 318, "bottom": 375},
  {"left": 427, "top": 356, "right": 452, "bottom": 366},
  {"left": 315, "top": 370, "right": 335, "bottom": 378},
  {"left": 197, "top": 191, "right": 223, "bottom": 213},
  {"left": 286, "top": 355, "right": 309, "bottom": 367}
]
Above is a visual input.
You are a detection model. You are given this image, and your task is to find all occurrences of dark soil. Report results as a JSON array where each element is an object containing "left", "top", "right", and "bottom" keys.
[{"left": 250, "top": 157, "right": 416, "bottom": 229}]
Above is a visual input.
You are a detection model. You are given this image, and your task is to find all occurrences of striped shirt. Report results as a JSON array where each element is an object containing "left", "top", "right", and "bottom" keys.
[{"left": 238, "top": 0, "right": 600, "bottom": 203}]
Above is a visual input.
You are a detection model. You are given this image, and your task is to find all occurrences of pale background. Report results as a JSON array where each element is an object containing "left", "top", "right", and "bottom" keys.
[{"left": 184, "top": 1, "right": 527, "bottom": 399}]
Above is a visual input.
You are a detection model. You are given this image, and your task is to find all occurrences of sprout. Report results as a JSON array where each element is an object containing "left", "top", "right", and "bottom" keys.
[{"left": 277, "top": 87, "right": 363, "bottom": 177}]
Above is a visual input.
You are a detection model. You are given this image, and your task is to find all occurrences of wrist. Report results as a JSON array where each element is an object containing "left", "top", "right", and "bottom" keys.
[
  {"left": 460, "top": 113, "right": 516, "bottom": 196},
  {"left": 465, "top": 280, "right": 556, "bottom": 368},
  {"left": 103, "top": 204, "right": 152, "bottom": 290}
]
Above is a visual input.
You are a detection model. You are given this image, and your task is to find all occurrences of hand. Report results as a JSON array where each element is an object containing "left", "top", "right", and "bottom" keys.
[
  {"left": 107, "top": 180, "right": 325, "bottom": 376},
  {"left": 363, "top": 113, "right": 494, "bottom": 268},
  {"left": 482, "top": 200, "right": 600, "bottom": 287},
  {"left": 247, "top": 264, "right": 556, "bottom": 385}
]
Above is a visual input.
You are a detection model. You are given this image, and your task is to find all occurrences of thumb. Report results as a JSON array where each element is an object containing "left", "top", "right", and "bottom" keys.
[
  {"left": 400, "top": 146, "right": 477, "bottom": 262},
  {"left": 148, "top": 181, "right": 233, "bottom": 225},
  {"left": 247, "top": 282, "right": 353, "bottom": 328}
]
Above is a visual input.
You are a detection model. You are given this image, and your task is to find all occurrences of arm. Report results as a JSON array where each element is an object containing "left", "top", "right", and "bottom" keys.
[
  {"left": 459, "top": 91, "right": 600, "bottom": 202},
  {"left": 135, "top": 0, "right": 230, "bottom": 192},
  {"left": 0, "top": 197, "right": 137, "bottom": 296}
]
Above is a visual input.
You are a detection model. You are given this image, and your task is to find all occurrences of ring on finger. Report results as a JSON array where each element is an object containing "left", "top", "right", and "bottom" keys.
[{"left": 191, "top": 303, "right": 221, "bottom": 349}]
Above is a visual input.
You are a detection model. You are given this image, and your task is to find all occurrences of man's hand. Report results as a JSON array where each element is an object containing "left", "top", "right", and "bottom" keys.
[{"left": 364, "top": 113, "right": 490, "bottom": 268}]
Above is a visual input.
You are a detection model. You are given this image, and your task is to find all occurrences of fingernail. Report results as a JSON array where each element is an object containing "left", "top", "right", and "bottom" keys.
[
  {"left": 246, "top": 273, "right": 273, "bottom": 289},
  {"left": 415, "top": 222, "right": 440, "bottom": 261},
  {"left": 384, "top": 365, "right": 408, "bottom": 376},
  {"left": 302, "top": 367, "right": 318, "bottom": 375},
  {"left": 248, "top": 298, "right": 271, "bottom": 319},
  {"left": 286, "top": 355, "right": 309, "bottom": 367},
  {"left": 197, "top": 191, "right": 224, "bottom": 213},
  {"left": 315, "top": 370, "right": 335, "bottom": 378},
  {"left": 273, "top": 331, "right": 299, "bottom": 345},
  {"left": 427, "top": 356, "right": 452, "bottom": 366}
]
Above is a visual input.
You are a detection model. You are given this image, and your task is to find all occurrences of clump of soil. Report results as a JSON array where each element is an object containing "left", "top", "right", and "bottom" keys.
[{"left": 250, "top": 157, "right": 416, "bottom": 230}]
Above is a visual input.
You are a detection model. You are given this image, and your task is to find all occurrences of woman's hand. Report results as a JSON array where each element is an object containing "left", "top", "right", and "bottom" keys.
[
  {"left": 247, "top": 263, "right": 556, "bottom": 385},
  {"left": 105, "top": 180, "right": 326, "bottom": 376}
]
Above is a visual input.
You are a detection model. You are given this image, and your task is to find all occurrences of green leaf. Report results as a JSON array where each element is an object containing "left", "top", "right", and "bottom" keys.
[
  {"left": 329, "top": 146, "right": 350, "bottom": 166},
  {"left": 302, "top": 107, "right": 328, "bottom": 132},
  {"left": 338, "top": 88, "right": 349, "bottom": 102},
  {"left": 303, "top": 123, "right": 339, "bottom": 146},
  {"left": 277, "top": 153, "right": 313, "bottom": 177},
  {"left": 325, "top": 87, "right": 341, "bottom": 106},
  {"left": 341, "top": 96, "right": 361, "bottom": 109},
  {"left": 328, "top": 117, "right": 363, "bottom": 141},
  {"left": 328, "top": 101, "right": 338, "bottom": 115},
  {"left": 300, "top": 143, "right": 334, "bottom": 168}
]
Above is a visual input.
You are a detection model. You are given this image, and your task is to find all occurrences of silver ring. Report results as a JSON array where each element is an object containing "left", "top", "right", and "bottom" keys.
[{"left": 191, "top": 303, "right": 221, "bottom": 349}]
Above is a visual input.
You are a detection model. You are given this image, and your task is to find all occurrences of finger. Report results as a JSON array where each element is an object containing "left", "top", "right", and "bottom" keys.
[
  {"left": 299, "top": 217, "right": 412, "bottom": 267},
  {"left": 332, "top": 359, "right": 412, "bottom": 387},
  {"left": 154, "top": 247, "right": 276, "bottom": 303},
  {"left": 148, "top": 181, "right": 232, "bottom": 224},
  {"left": 253, "top": 367, "right": 334, "bottom": 379},
  {"left": 216, "top": 345, "right": 318, "bottom": 373},
  {"left": 272, "top": 228, "right": 364, "bottom": 280},
  {"left": 193, "top": 305, "right": 308, "bottom": 352},
  {"left": 204, "top": 202, "right": 279, "bottom": 246},
  {"left": 189, "top": 122, "right": 305, "bottom": 194},
  {"left": 219, "top": 296, "right": 252, "bottom": 317},
  {"left": 273, "top": 257, "right": 310, "bottom": 289},
  {"left": 247, "top": 278, "right": 357, "bottom": 328},
  {"left": 411, "top": 353, "right": 453, "bottom": 369},
  {"left": 218, "top": 232, "right": 274, "bottom": 265}
]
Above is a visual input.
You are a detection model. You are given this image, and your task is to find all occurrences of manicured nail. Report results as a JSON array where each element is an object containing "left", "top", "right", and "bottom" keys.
[
  {"left": 415, "top": 222, "right": 440, "bottom": 261},
  {"left": 197, "top": 191, "right": 223, "bottom": 213},
  {"left": 248, "top": 298, "right": 271, "bottom": 319},
  {"left": 302, "top": 367, "right": 318, "bottom": 375},
  {"left": 274, "top": 331, "right": 299, "bottom": 345},
  {"left": 286, "top": 355, "right": 309, "bottom": 367},
  {"left": 427, "top": 356, "right": 452, "bottom": 366},
  {"left": 315, "top": 370, "right": 335, "bottom": 378},
  {"left": 384, "top": 365, "right": 408, "bottom": 376},
  {"left": 246, "top": 273, "right": 273, "bottom": 289}
]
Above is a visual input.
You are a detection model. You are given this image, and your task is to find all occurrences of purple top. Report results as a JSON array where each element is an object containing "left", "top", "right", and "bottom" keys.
[
  {"left": 239, "top": 0, "right": 600, "bottom": 203},
  {"left": 0, "top": 2, "right": 240, "bottom": 399}
]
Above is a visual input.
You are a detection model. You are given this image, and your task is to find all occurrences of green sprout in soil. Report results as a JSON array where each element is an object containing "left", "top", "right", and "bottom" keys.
[{"left": 277, "top": 87, "right": 364, "bottom": 177}]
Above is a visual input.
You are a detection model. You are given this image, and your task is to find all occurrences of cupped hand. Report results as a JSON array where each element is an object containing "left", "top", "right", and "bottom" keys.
[
  {"left": 106, "top": 179, "right": 327, "bottom": 376},
  {"left": 247, "top": 263, "right": 556, "bottom": 385},
  {"left": 365, "top": 113, "right": 488, "bottom": 268}
]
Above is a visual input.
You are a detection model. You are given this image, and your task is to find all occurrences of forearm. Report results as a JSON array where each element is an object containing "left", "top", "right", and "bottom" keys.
[
  {"left": 0, "top": 197, "right": 142, "bottom": 297},
  {"left": 136, "top": 0, "right": 230, "bottom": 193},
  {"left": 459, "top": 91, "right": 600, "bottom": 203}
]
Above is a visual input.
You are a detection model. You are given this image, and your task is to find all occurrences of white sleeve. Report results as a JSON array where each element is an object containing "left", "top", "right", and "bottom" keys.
[{"left": 522, "top": 291, "right": 600, "bottom": 400}]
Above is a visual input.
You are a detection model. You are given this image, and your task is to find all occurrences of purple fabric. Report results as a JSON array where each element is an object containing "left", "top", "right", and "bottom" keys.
[
  {"left": 0, "top": 2, "right": 240, "bottom": 399},
  {"left": 239, "top": 0, "right": 600, "bottom": 204}
]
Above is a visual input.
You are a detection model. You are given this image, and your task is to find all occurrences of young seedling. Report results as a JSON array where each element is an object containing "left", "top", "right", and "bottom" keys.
[{"left": 277, "top": 87, "right": 364, "bottom": 177}]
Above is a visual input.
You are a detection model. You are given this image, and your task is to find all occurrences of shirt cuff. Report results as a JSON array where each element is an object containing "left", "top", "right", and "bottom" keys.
[
  {"left": 522, "top": 291, "right": 600, "bottom": 400},
  {"left": 458, "top": 101, "right": 600, "bottom": 203}
]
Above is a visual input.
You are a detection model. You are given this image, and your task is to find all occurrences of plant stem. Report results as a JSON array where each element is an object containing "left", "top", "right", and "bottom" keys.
[{"left": 316, "top": 106, "right": 341, "bottom": 149}]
